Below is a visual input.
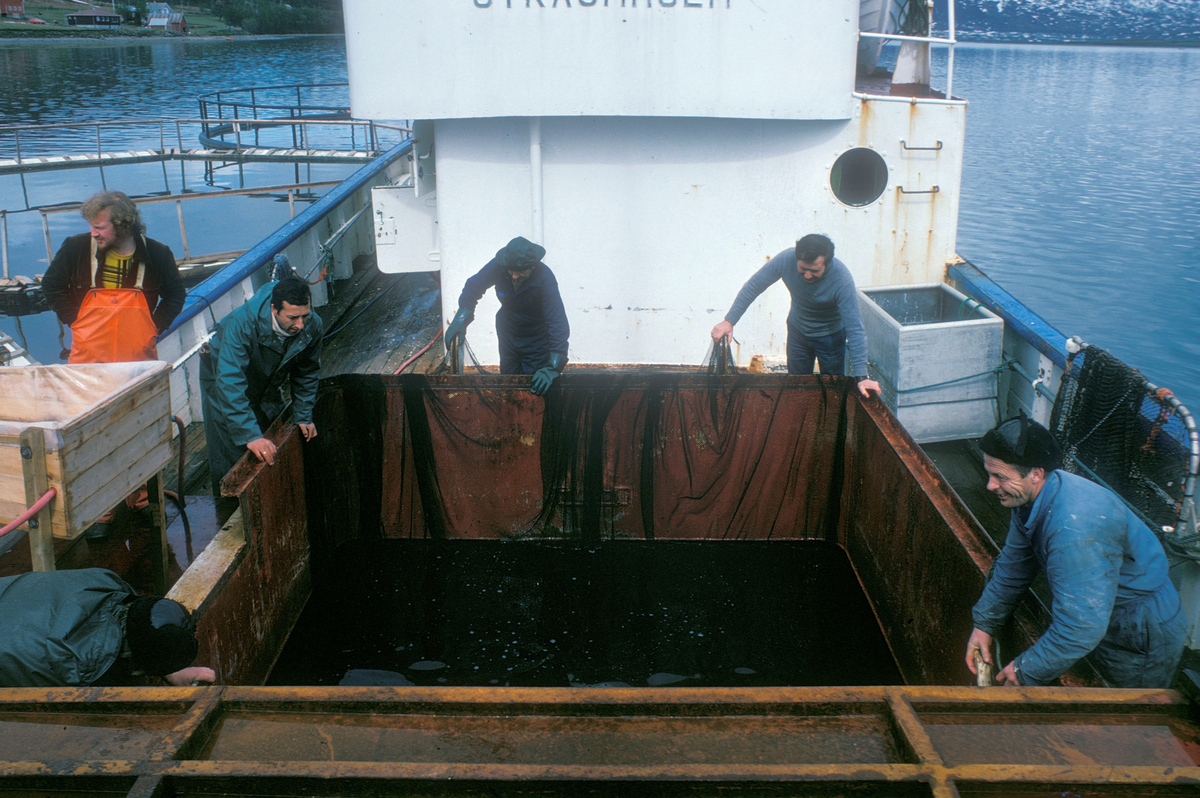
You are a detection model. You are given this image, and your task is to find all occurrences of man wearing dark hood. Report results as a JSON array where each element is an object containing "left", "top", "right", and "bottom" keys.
[
  {"left": 444, "top": 236, "right": 569, "bottom": 395},
  {"left": 0, "top": 568, "right": 215, "bottom": 687},
  {"left": 965, "top": 415, "right": 1185, "bottom": 688}
]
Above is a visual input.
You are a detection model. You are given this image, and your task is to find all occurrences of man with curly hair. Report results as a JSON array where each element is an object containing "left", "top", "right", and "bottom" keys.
[{"left": 43, "top": 190, "right": 184, "bottom": 364}]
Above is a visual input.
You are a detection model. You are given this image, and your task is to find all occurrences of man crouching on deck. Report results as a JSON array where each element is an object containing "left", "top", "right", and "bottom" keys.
[{"left": 965, "top": 415, "right": 1185, "bottom": 688}]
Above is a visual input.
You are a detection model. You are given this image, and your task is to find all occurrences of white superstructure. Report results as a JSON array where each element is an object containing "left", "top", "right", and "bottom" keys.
[{"left": 354, "top": 0, "right": 964, "bottom": 367}]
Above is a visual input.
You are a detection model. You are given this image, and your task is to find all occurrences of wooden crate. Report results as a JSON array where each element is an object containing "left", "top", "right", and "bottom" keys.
[{"left": 0, "top": 362, "right": 173, "bottom": 540}]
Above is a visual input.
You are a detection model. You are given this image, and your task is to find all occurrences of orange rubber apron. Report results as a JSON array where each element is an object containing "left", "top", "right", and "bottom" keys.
[{"left": 68, "top": 239, "right": 159, "bottom": 364}]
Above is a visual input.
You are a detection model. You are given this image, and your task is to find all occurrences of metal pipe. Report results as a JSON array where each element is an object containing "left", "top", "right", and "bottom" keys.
[
  {"left": 947, "top": 0, "right": 957, "bottom": 98},
  {"left": 33, "top": 180, "right": 343, "bottom": 216},
  {"left": 530, "top": 117, "right": 544, "bottom": 244},
  {"left": 176, "top": 200, "right": 190, "bottom": 261},
  {"left": 40, "top": 212, "right": 52, "bottom": 267},
  {"left": 852, "top": 92, "right": 966, "bottom": 107},
  {"left": 858, "top": 31, "right": 956, "bottom": 45},
  {"left": 323, "top": 204, "right": 371, "bottom": 250},
  {"left": 172, "top": 331, "right": 215, "bottom": 371},
  {"left": 1, "top": 211, "right": 8, "bottom": 279},
  {"left": 1008, "top": 359, "right": 1056, "bottom": 403}
]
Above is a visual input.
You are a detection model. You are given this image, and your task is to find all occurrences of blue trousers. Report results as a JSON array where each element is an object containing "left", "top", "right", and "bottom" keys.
[
  {"left": 786, "top": 321, "right": 846, "bottom": 376},
  {"left": 497, "top": 319, "right": 549, "bottom": 375},
  {"left": 1090, "top": 585, "right": 1186, "bottom": 689}
]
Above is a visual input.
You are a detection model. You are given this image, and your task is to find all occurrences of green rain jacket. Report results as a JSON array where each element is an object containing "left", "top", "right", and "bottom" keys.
[
  {"left": 0, "top": 569, "right": 134, "bottom": 687},
  {"left": 199, "top": 281, "right": 323, "bottom": 447}
]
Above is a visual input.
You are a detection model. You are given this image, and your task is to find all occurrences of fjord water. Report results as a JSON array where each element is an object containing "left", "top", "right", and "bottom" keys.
[
  {"left": 944, "top": 43, "right": 1200, "bottom": 414},
  {"left": 1, "top": 37, "right": 1197, "bottom": 413}
]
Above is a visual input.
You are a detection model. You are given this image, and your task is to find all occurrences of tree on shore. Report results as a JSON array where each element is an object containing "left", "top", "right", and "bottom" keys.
[{"left": 208, "top": 0, "right": 344, "bottom": 35}]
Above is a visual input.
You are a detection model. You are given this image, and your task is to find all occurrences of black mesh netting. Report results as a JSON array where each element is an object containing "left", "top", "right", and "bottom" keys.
[{"left": 1049, "top": 345, "right": 1193, "bottom": 532}]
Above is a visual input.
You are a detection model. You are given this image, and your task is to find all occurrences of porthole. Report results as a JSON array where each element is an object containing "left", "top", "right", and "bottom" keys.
[{"left": 830, "top": 148, "right": 888, "bottom": 207}]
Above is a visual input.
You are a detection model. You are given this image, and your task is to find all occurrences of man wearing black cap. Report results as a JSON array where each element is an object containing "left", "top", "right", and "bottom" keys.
[
  {"left": 444, "top": 236, "right": 569, "bottom": 395},
  {"left": 964, "top": 415, "right": 1185, "bottom": 688},
  {"left": 0, "top": 568, "right": 215, "bottom": 687}
]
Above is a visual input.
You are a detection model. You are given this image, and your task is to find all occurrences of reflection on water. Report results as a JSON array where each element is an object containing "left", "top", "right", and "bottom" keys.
[
  {"left": 934, "top": 43, "right": 1200, "bottom": 411},
  {"left": 0, "top": 36, "right": 349, "bottom": 149}
]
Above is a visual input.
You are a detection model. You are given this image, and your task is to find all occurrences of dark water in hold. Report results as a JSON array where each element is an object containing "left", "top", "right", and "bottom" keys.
[{"left": 267, "top": 540, "right": 903, "bottom": 688}]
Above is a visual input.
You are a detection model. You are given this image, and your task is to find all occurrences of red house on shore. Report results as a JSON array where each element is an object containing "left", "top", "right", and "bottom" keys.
[{"left": 1, "top": 1, "right": 25, "bottom": 20}]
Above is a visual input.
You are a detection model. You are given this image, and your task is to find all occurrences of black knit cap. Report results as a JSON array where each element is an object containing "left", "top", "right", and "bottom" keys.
[
  {"left": 979, "top": 414, "right": 1063, "bottom": 471},
  {"left": 496, "top": 236, "right": 546, "bottom": 272},
  {"left": 126, "top": 597, "right": 199, "bottom": 677}
]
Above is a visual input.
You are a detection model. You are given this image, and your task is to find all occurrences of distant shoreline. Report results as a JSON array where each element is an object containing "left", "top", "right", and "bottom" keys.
[
  {"left": 0, "top": 32, "right": 343, "bottom": 43},
  {"left": 1, "top": 30, "right": 1192, "bottom": 47}
]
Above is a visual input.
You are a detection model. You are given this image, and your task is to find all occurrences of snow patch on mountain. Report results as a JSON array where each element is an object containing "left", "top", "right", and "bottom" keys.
[{"left": 935, "top": 0, "right": 1200, "bottom": 42}]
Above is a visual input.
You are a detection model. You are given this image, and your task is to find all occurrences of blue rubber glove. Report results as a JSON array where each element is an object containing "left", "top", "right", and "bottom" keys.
[
  {"left": 444, "top": 308, "right": 472, "bottom": 343},
  {"left": 531, "top": 351, "right": 567, "bottom": 395}
]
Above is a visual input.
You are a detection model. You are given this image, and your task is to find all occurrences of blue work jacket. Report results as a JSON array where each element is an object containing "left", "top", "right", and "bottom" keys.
[
  {"left": 972, "top": 470, "right": 1176, "bottom": 686},
  {"left": 199, "top": 282, "right": 323, "bottom": 447},
  {"left": 457, "top": 258, "right": 570, "bottom": 358}
]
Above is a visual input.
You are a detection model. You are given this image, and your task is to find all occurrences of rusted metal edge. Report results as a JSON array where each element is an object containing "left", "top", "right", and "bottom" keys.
[
  {"left": 0, "top": 760, "right": 1197, "bottom": 785},
  {"left": 0, "top": 684, "right": 1181, "bottom": 711},
  {"left": 144, "top": 689, "right": 226, "bottom": 762},
  {"left": 886, "top": 688, "right": 944, "bottom": 766},
  {"left": 857, "top": 398, "right": 996, "bottom": 574}
]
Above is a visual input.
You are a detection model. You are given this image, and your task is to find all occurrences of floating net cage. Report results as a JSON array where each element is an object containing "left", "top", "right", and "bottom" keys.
[{"left": 1050, "top": 343, "right": 1200, "bottom": 559}]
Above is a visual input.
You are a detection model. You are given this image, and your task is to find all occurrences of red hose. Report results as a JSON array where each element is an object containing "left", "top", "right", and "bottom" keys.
[
  {"left": 0, "top": 488, "right": 57, "bottom": 538},
  {"left": 394, "top": 328, "right": 444, "bottom": 374}
]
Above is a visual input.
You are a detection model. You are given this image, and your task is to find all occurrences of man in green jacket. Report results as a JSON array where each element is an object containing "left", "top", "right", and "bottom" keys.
[
  {"left": 0, "top": 568, "right": 215, "bottom": 687},
  {"left": 199, "top": 277, "right": 322, "bottom": 501}
]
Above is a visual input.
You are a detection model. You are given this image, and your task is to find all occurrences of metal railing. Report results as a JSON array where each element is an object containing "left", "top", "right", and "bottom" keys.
[
  {"left": 0, "top": 117, "right": 409, "bottom": 164},
  {"left": 25, "top": 179, "right": 343, "bottom": 270},
  {"left": 157, "top": 139, "right": 414, "bottom": 429},
  {"left": 857, "top": 0, "right": 959, "bottom": 102},
  {"left": 198, "top": 83, "right": 349, "bottom": 132}
]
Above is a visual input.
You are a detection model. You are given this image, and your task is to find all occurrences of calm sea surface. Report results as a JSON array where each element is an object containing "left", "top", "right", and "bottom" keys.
[{"left": 1, "top": 37, "right": 1197, "bottom": 412}]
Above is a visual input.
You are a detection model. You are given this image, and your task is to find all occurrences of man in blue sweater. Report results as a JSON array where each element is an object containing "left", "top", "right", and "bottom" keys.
[
  {"left": 965, "top": 415, "right": 1186, "bottom": 688},
  {"left": 710, "top": 234, "right": 879, "bottom": 397}
]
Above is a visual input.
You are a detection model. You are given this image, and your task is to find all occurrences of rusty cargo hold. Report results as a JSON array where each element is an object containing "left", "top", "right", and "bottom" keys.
[{"left": 1, "top": 373, "right": 1197, "bottom": 797}]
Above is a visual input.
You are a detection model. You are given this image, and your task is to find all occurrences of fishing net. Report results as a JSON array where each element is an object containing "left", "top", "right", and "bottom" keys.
[
  {"left": 309, "top": 371, "right": 859, "bottom": 546},
  {"left": 1049, "top": 345, "right": 1197, "bottom": 552}
]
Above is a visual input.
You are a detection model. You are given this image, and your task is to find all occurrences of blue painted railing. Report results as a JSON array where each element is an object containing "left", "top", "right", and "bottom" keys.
[
  {"left": 163, "top": 138, "right": 413, "bottom": 339},
  {"left": 947, "top": 259, "right": 1069, "bottom": 370}
]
